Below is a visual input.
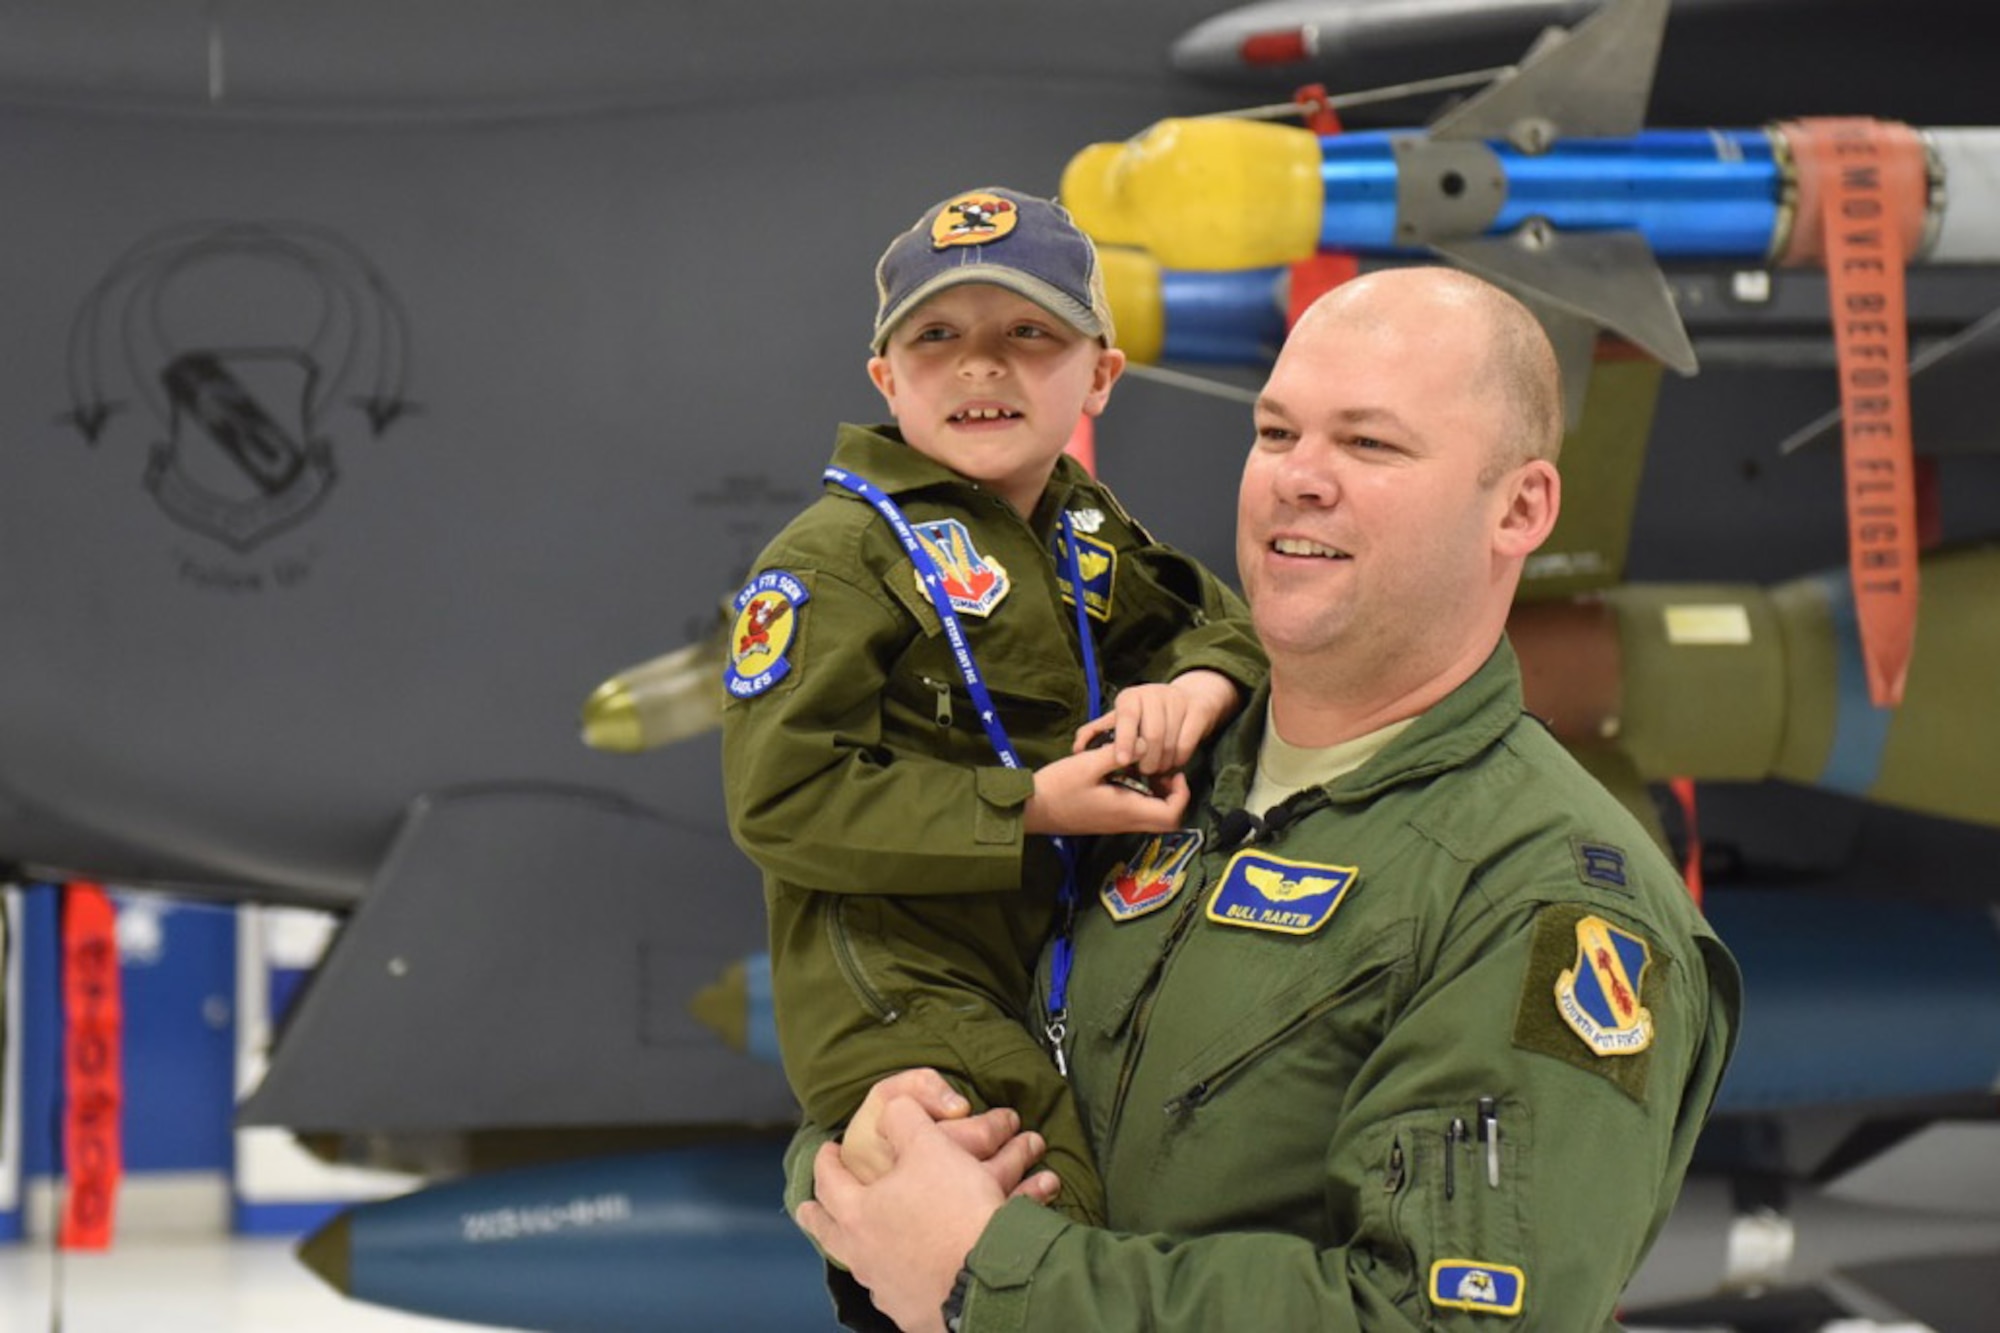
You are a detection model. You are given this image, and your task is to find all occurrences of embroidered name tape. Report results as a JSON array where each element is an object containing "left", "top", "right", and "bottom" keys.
[
  {"left": 1429, "top": 1260, "right": 1525, "bottom": 1316},
  {"left": 1206, "top": 850, "right": 1357, "bottom": 936},
  {"left": 1100, "top": 830, "right": 1201, "bottom": 922},
  {"left": 724, "top": 570, "right": 809, "bottom": 699}
]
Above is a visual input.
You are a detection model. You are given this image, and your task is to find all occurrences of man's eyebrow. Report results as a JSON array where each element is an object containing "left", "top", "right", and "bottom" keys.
[{"left": 1255, "top": 398, "right": 1413, "bottom": 435}]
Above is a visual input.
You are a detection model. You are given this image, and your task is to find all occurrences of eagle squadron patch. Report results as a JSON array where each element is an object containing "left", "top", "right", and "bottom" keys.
[
  {"left": 1429, "top": 1260, "right": 1525, "bottom": 1316},
  {"left": 1206, "top": 851, "right": 1357, "bottom": 936},
  {"left": 725, "top": 570, "right": 809, "bottom": 699}
]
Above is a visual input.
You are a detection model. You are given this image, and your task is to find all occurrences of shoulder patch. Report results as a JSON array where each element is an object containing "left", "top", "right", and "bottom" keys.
[
  {"left": 1100, "top": 830, "right": 1202, "bottom": 922},
  {"left": 1572, "top": 838, "right": 1633, "bottom": 895},
  {"left": 1054, "top": 528, "right": 1117, "bottom": 622},
  {"left": 1512, "top": 905, "right": 1663, "bottom": 1101},
  {"left": 1206, "top": 851, "right": 1357, "bottom": 936},
  {"left": 724, "top": 570, "right": 809, "bottom": 699},
  {"left": 1429, "top": 1260, "right": 1525, "bottom": 1317}
]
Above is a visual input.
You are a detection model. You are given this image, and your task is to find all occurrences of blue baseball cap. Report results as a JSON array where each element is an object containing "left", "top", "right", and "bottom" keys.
[{"left": 871, "top": 187, "right": 1116, "bottom": 352}]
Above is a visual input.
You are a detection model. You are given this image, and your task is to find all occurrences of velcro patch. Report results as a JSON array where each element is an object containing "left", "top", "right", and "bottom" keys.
[
  {"left": 1512, "top": 905, "right": 1662, "bottom": 1101},
  {"left": 1206, "top": 851, "right": 1356, "bottom": 936},
  {"left": 724, "top": 570, "right": 809, "bottom": 699},
  {"left": 1429, "top": 1260, "right": 1525, "bottom": 1316}
]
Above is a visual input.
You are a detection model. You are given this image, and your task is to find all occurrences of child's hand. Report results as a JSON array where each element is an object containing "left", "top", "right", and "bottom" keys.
[
  {"left": 1025, "top": 744, "right": 1189, "bottom": 836},
  {"left": 1071, "top": 670, "right": 1243, "bottom": 775}
]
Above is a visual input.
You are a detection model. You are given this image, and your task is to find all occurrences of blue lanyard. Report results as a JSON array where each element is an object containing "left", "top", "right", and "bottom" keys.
[{"left": 825, "top": 465, "right": 1098, "bottom": 1074}]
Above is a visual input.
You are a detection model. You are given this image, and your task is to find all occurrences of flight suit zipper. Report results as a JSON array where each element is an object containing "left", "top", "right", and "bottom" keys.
[
  {"left": 920, "top": 676, "right": 953, "bottom": 728},
  {"left": 827, "top": 900, "right": 899, "bottom": 1024},
  {"left": 1103, "top": 890, "right": 1207, "bottom": 1147},
  {"left": 1160, "top": 983, "right": 1365, "bottom": 1118}
]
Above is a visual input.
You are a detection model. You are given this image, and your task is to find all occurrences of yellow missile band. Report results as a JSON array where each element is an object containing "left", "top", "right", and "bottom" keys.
[
  {"left": 1096, "top": 247, "right": 1165, "bottom": 365},
  {"left": 1062, "top": 118, "right": 1323, "bottom": 270}
]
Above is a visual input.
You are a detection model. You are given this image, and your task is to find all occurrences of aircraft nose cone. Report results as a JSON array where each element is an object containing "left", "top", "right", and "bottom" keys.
[{"left": 297, "top": 1210, "right": 353, "bottom": 1294}]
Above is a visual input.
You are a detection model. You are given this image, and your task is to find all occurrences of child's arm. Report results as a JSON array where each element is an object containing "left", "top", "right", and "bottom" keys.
[
  {"left": 1022, "top": 742, "right": 1190, "bottom": 837},
  {"left": 1070, "top": 669, "right": 1244, "bottom": 776}
]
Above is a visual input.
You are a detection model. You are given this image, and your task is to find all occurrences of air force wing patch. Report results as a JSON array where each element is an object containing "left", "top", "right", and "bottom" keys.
[
  {"left": 1100, "top": 830, "right": 1201, "bottom": 922},
  {"left": 724, "top": 570, "right": 809, "bottom": 699},
  {"left": 1429, "top": 1260, "right": 1525, "bottom": 1317},
  {"left": 1206, "top": 851, "right": 1356, "bottom": 936},
  {"left": 1054, "top": 529, "right": 1117, "bottom": 622}
]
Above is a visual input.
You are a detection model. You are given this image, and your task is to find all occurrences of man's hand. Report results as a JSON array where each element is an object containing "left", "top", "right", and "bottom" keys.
[
  {"left": 799, "top": 1098, "right": 1052, "bottom": 1333},
  {"left": 844, "top": 1068, "right": 1038, "bottom": 1185},
  {"left": 1024, "top": 743, "right": 1189, "bottom": 836},
  {"left": 1072, "top": 670, "right": 1243, "bottom": 775}
]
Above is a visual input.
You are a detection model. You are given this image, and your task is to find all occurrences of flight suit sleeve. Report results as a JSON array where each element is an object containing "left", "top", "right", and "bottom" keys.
[
  {"left": 953, "top": 896, "right": 1739, "bottom": 1332},
  {"left": 1110, "top": 546, "right": 1265, "bottom": 695},
  {"left": 722, "top": 563, "right": 1037, "bottom": 895}
]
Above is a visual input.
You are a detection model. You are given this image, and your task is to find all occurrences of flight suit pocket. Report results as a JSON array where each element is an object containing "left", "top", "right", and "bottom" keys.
[{"left": 1410, "top": 1101, "right": 1532, "bottom": 1321}]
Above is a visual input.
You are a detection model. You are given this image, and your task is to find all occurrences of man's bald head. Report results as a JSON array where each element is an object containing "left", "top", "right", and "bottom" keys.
[{"left": 1290, "top": 267, "right": 1564, "bottom": 482}]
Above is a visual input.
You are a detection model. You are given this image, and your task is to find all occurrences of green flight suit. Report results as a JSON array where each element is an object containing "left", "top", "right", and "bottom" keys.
[
  {"left": 939, "top": 640, "right": 1742, "bottom": 1331},
  {"left": 724, "top": 423, "right": 1264, "bottom": 1227}
]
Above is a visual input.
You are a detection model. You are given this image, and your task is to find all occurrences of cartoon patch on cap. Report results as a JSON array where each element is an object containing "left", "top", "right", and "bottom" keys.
[
  {"left": 1555, "top": 916, "right": 1654, "bottom": 1057},
  {"left": 1101, "top": 830, "right": 1202, "bottom": 922},
  {"left": 931, "top": 192, "right": 1018, "bottom": 249},
  {"left": 912, "top": 518, "right": 1010, "bottom": 618},
  {"left": 724, "top": 570, "right": 810, "bottom": 699},
  {"left": 1054, "top": 528, "right": 1117, "bottom": 622},
  {"left": 1206, "top": 851, "right": 1357, "bottom": 936},
  {"left": 1429, "top": 1260, "right": 1525, "bottom": 1316}
]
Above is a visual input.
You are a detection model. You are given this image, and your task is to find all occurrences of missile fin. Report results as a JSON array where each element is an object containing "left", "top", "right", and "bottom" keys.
[
  {"left": 1432, "top": 226, "right": 1698, "bottom": 376},
  {"left": 1428, "top": 0, "right": 1668, "bottom": 147}
]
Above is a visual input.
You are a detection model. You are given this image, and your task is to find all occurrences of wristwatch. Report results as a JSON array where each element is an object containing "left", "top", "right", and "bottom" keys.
[{"left": 941, "top": 1266, "right": 974, "bottom": 1332}]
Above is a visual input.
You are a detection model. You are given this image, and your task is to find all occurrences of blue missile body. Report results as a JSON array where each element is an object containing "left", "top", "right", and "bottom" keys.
[
  {"left": 1316, "top": 129, "right": 1781, "bottom": 256},
  {"left": 299, "top": 1141, "right": 838, "bottom": 1332}
]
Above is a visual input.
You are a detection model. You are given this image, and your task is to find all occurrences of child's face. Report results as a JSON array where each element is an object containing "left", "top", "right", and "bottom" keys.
[{"left": 868, "top": 283, "right": 1125, "bottom": 517}]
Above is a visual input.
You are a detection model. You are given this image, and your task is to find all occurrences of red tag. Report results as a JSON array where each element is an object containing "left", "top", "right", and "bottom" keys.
[
  {"left": 1785, "top": 118, "right": 1926, "bottom": 707},
  {"left": 60, "top": 882, "right": 122, "bottom": 1250}
]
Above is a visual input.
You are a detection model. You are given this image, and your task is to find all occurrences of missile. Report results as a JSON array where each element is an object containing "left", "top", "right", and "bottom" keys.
[
  {"left": 1066, "top": 0, "right": 2000, "bottom": 381},
  {"left": 580, "top": 621, "right": 727, "bottom": 753},
  {"left": 297, "top": 1140, "right": 838, "bottom": 1332},
  {"left": 1510, "top": 543, "right": 2000, "bottom": 830}
]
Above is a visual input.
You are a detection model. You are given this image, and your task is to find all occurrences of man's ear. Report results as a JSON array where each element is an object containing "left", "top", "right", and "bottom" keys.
[{"left": 1495, "top": 458, "right": 1561, "bottom": 558}]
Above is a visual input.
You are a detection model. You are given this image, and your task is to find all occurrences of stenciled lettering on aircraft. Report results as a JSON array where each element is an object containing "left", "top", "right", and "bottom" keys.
[{"left": 58, "top": 222, "right": 417, "bottom": 582}]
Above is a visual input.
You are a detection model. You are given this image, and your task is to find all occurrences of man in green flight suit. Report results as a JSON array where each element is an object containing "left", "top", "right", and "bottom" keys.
[{"left": 795, "top": 265, "right": 1743, "bottom": 1332}]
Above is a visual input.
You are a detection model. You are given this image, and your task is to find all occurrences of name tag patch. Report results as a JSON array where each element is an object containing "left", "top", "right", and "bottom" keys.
[
  {"left": 1429, "top": 1260, "right": 1525, "bottom": 1316},
  {"left": 1205, "top": 850, "right": 1356, "bottom": 936},
  {"left": 1054, "top": 528, "right": 1117, "bottom": 622},
  {"left": 1100, "top": 830, "right": 1201, "bottom": 922},
  {"left": 724, "top": 570, "right": 809, "bottom": 699}
]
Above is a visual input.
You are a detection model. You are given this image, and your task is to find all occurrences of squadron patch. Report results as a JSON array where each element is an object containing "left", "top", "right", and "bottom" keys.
[
  {"left": 931, "top": 192, "right": 1018, "bottom": 249},
  {"left": 1054, "top": 529, "right": 1117, "bottom": 622},
  {"left": 911, "top": 519, "right": 1010, "bottom": 617},
  {"left": 724, "top": 570, "right": 809, "bottom": 699},
  {"left": 1555, "top": 915, "right": 1655, "bottom": 1057},
  {"left": 1429, "top": 1260, "right": 1525, "bottom": 1317},
  {"left": 1206, "top": 850, "right": 1357, "bottom": 936},
  {"left": 1100, "top": 830, "right": 1202, "bottom": 922}
]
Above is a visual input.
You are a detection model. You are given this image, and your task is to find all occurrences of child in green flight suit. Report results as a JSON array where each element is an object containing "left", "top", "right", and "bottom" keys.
[{"left": 720, "top": 187, "right": 1264, "bottom": 1225}]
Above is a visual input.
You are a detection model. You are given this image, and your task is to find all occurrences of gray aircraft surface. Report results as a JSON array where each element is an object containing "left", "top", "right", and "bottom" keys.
[{"left": 4, "top": 1, "right": 2000, "bottom": 1328}]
